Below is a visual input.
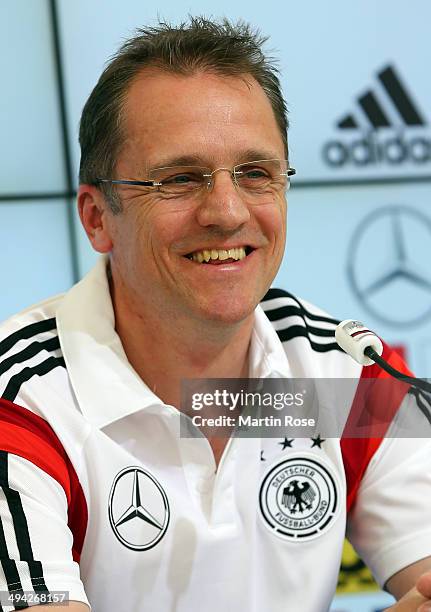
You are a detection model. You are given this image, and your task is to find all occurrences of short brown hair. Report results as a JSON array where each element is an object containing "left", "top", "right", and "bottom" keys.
[{"left": 79, "top": 16, "right": 289, "bottom": 213}]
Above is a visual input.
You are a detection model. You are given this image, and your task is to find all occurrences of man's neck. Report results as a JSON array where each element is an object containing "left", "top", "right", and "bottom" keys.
[{"left": 111, "top": 286, "right": 254, "bottom": 410}]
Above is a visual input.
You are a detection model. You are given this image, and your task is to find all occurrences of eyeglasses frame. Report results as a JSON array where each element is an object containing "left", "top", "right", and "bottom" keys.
[{"left": 95, "top": 159, "right": 296, "bottom": 194}]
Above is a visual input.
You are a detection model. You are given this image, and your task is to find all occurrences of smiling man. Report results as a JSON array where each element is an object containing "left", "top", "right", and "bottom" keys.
[
  {"left": 90, "top": 69, "right": 289, "bottom": 418},
  {"left": 0, "top": 17, "right": 431, "bottom": 612}
]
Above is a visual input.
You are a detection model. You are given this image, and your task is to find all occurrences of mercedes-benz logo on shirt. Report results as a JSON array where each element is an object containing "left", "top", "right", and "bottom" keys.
[
  {"left": 347, "top": 205, "right": 431, "bottom": 327},
  {"left": 108, "top": 467, "right": 170, "bottom": 551}
]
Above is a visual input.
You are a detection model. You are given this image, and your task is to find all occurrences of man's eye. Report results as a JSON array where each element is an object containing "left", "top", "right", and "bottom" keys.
[
  {"left": 242, "top": 169, "right": 269, "bottom": 179},
  {"left": 242, "top": 168, "right": 268, "bottom": 179},
  {"left": 163, "top": 174, "right": 202, "bottom": 185}
]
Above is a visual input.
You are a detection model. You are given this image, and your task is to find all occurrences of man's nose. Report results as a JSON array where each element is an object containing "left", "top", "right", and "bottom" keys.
[{"left": 195, "top": 169, "right": 251, "bottom": 230}]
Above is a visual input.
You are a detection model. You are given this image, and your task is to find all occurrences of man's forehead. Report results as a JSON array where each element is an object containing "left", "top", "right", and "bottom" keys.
[
  {"left": 119, "top": 69, "right": 284, "bottom": 165},
  {"left": 123, "top": 68, "right": 272, "bottom": 125}
]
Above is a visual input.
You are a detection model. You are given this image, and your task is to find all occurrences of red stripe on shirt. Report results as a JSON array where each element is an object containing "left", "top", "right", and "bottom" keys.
[
  {"left": 0, "top": 399, "right": 88, "bottom": 562},
  {"left": 341, "top": 341, "right": 413, "bottom": 512}
]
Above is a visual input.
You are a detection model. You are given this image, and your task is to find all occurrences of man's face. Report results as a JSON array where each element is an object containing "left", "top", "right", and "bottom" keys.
[{"left": 106, "top": 69, "right": 287, "bottom": 325}]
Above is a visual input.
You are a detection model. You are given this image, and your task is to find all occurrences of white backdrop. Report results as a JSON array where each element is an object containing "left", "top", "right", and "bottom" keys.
[
  {"left": 1, "top": 3, "right": 430, "bottom": 609},
  {"left": 56, "top": 0, "right": 431, "bottom": 376}
]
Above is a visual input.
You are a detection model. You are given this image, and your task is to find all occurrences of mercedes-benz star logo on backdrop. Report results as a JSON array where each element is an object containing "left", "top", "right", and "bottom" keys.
[
  {"left": 108, "top": 467, "right": 170, "bottom": 551},
  {"left": 347, "top": 205, "right": 431, "bottom": 326}
]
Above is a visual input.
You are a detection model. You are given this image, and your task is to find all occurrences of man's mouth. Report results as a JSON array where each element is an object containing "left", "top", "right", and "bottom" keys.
[{"left": 185, "top": 246, "right": 253, "bottom": 264}]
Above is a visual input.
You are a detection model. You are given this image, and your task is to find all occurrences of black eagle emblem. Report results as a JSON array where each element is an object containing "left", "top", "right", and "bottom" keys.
[{"left": 282, "top": 480, "right": 316, "bottom": 514}]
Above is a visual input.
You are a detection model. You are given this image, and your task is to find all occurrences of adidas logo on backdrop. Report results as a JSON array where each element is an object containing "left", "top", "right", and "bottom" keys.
[{"left": 323, "top": 65, "right": 430, "bottom": 168}]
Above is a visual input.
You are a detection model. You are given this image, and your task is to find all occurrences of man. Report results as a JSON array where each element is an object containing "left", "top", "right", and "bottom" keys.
[{"left": 0, "top": 17, "right": 431, "bottom": 611}]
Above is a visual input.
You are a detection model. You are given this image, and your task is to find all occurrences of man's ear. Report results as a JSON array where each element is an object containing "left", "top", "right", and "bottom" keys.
[{"left": 78, "top": 185, "right": 114, "bottom": 253}]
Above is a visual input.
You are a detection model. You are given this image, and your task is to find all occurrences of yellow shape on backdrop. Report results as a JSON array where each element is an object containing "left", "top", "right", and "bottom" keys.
[{"left": 336, "top": 540, "right": 379, "bottom": 594}]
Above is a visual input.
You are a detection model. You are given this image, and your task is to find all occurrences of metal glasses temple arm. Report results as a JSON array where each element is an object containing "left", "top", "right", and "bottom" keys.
[{"left": 96, "top": 179, "right": 161, "bottom": 187}]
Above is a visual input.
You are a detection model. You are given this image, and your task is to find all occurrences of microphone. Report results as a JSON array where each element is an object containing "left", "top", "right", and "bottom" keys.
[
  {"left": 335, "top": 320, "right": 383, "bottom": 366},
  {"left": 335, "top": 319, "right": 431, "bottom": 394}
]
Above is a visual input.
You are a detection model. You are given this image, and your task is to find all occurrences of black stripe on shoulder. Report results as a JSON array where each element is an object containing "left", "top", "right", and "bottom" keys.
[
  {"left": 261, "top": 288, "right": 340, "bottom": 326},
  {"left": 261, "top": 288, "right": 291, "bottom": 302},
  {"left": 261, "top": 288, "right": 343, "bottom": 353},
  {"left": 264, "top": 307, "right": 336, "bottom": 336},
  {"left": 0, "top": 319, "right": 57, "bottom": 359},
  {"left": 276, "top": 325, "right": 342, "bottom": 353},
  {"left": 0, "top": 451, "right": 50, "bottom": 602},
  {"left": 1, "top": 357, "right": 66, "bottom": 403},
  {"left": 0, "top": 337, "right": 61, "bottom": 378}
]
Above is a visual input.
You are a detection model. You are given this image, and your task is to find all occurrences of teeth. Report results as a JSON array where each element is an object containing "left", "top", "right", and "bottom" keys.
[{"left": 189, "top": 246, "right": 248, "bottom": 263}]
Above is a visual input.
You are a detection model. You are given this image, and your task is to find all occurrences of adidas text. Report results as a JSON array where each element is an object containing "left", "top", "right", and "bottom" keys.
[{"left": 322, "top": 130, "right": 431, "bottom": 167}]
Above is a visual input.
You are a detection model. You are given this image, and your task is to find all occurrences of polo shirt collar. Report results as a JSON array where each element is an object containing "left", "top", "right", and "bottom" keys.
[
  {"left": 56, "top": 256, "right": 159, "bottom": 429},
  {"left": 250, "top": 304, "right": 292, "bottom": 379},
  {"left": 56, "top": 256, "right": 292, "bottom": 429}
]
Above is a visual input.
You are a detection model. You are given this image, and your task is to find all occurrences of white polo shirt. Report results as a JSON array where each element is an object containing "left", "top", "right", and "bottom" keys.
[{"left": 0, "top": 256, "right": 430, "bottom": 612}]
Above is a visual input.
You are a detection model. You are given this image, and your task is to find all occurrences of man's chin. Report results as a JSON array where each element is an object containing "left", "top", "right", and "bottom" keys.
[{"left": 192, "top": 298, "right": 257, "bottom": 327}]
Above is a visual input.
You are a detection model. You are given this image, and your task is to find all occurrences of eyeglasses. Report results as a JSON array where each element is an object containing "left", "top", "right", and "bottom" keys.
[{"left": 96, "top": 159, "right": 296, "bottom": 199}]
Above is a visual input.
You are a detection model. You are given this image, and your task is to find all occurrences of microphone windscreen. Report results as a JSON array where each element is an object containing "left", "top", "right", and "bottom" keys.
[{"left": 335, "top": 320, "right": 383, "bottom": 366}]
